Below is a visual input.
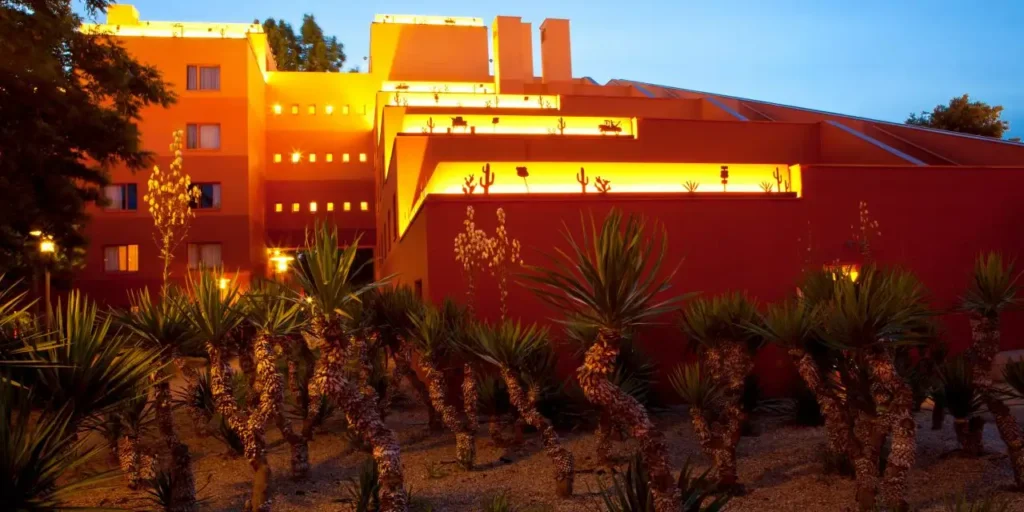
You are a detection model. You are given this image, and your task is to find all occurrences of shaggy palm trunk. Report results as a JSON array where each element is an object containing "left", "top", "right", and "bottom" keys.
[
  {"left": 790, "top": 350, "right": 854, "bottom": 462},
  {"left": 595, "top": 412, "right": 614, "bottom": 464},
  {"left": 254, "top": 333, "right": 310, "bottom": 480},
  {"left": 386, "top": 339, "right": 442, "bottom": 430},
  {"left": 688, "top": 405, "right": 734, "bottom": 489},
  {"left": 700, "top": 343, "right": 750, "bottom": 489},
  {"left": 347, "top": 334, "right": 377, "bottom": 400},
  {"left": 304, "top": 325, "right": 409, "bottom": 511},
  {"left": 463, "top": 364, "right": 480, "bottom": 434},
  {"left": 867, "top": 350, "right": 915, "bottom": 512},
  {"left": 116, "top": 430, "right": 154, "bottom": 490},
  {"left": 967, "top": 316, "right": 1024, "bottom": 488},
  {"left": 499, "top": 366, "right": 575, "bottom": 496},
  {"left": 953, "top": 417, "right": 985, "bottom": 456},
  {"left": 154, "top": 380, "right": 198, "bottom": 512},
  {"left": 850, "top": 408, "right": 885, "bottom": 511},
  {"left": 578, "top": 329, "right": 680, "bottom": 511},
  {"left": 420, "top": 357, "right": 475, "bottom": 469}
]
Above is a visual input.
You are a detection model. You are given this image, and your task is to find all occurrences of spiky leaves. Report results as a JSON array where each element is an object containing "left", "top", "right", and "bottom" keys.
[
  {"left": 936, "top": 357, "right": 985, "bottom": 456},
  {"left": 679, "top": 292, "right": 762, "bottom": 352},
  {"left": 243, "top": 281, "right": 306, "bottom": 339},
  {"left": 670, "top": 363, "right": 724, "bottom": 413},
  {"left": 961, "top": 253, "right": 1019, "bottom": 320},
  {"left": 294, "top": 222, "right": 377, "bottom": 322},
  {"left": 120, "top": 286, "right": 202, "bottom": 359},
  {"left": 748, "top": 299, "right": 819, "bottom": 352},
  {"left": 597, "top": 452, "right": 731, "bottom": 512}
]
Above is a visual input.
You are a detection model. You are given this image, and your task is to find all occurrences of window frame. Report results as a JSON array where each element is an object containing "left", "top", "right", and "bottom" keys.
[
  {"left": 103, "top": 244, "right": 140, "bottom": 273},
  {"left": 189, "top": 182, "right": 222, "bottom": 210},
  {"left": 103, "top": 183, "right": 138, "bottom": 212},
  {"left": 187, "top": 242, "right": 223, "bottom": 270},
  {"left": 185, "top": 123, "right": 222, "bottom": 150},
  {"left": 185, "top": 65, "right": 221, "bottom": 92}
]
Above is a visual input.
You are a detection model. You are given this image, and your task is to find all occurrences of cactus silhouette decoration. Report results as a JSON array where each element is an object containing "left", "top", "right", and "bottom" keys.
[
  {"left": 576, "top": 167, "right": 589, "bottom": 193},
  {"left": 783, "top": 179, "right": 792, "bottom": 192},
  {"left": 760, "top": 180, "right": 774, "bottom": 193},
  {"left": 425, "top": 117, "right": 436, "bottom": 133},
  {"left": 556, "top": 117, "right": 567, "bottom": 135},
  {"left": 480, "top": 164, "right": 495, "bottom": 194},
  {"left": 594, "top": 176, "right": 611, "bottom": 194},
  {"left": 492, "top": 117, "right": 500, "bottom": 133},
  {"left": 462, "top": 174, "right": 477, "bottom": 195},
  {"left": 516, "top": 166, "right": 530, "bottom": 192},
  {"left": 772, "top": 167, "right": 783, "bottom": 193},
  {"left": 684, "top": 180, "right": 700, "bottom": 193},
  {"left": 720, "top": 165, "right": 729, "bottom": 192}
]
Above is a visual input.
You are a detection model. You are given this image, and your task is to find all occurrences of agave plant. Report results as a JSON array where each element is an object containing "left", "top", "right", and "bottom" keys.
[
  {"left": 934, "top": 357, "right": 985, "bottom": 456},
  {"left": 0, "top": 278, "right": 55, "bottom": 384},
  {"left": 597, "top": 451, "right": 731, "bottom": 512},
  {"left": 815, "top": 265, "right": 931, "bottom": 511},
  {"left": 960, "top": 253, "right": 1024, "bottom": 488},
  {"left": 678, "top": 292, "right": 761, "bottom": 491},
  {"left": 345, "top": 457, "right": 382, "bottom": 512},
  {"left": 523, "top": 210, "right": 684, "bottom": 512},
  {"left": 292, "top": 222, "right": 408, "bottom": 511},
  {"left": 470, "top": 320, "right": 575, "bottom": 497},
  {"left": 406, "top": 301, "right": 476, "bottom": 469},
  {"left": 945, "top": 493, "right": 1011, "bottom": 512}
]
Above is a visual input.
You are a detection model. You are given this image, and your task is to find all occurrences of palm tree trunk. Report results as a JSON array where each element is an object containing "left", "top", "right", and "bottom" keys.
[
  {"left": 389, "top": 339, "right": 442, "bottom": 430},
  {"left": 347, "top": 334, "right": 377, "bottom": 400},
  {"left": 790, "top": 349, "right": 854, "bottom": 462},
  {"left": 867, "top": 350, "right": 915, "bottom": 512},
  {"left": 254, "top": 333, "right": 310, "bottom": 480},
  {"left": 154, "top": 380, "right": 198, "bottom": 512},
  {"left": 688, "top": 405, "right": 733, "bottom": 488},
  {"left": 116, "top": 431, "right": 153, "bottom": 490},
  {"left": 463, "top": 364, "right": 480, "bottom": 433},
  {"left": 578, "top": 330, "right": 680, "bottom": 512},
  {"left": 595, "top": 411, "right": 614, "bottom": 464},
  {"left": 716, "top": 342, "right": 751, "bottom": 489},
  {"left": 420, "top": 357, "right": 475, "bottom": 469},
  {"left": 967, "top": 316, "right": 1024, "bottom": 488},
  {"left": 850, "top": 408, "right": 884, "bottom": 511},
  {"left": 499, "top": 366, "right": 574, "bottom": 497}
]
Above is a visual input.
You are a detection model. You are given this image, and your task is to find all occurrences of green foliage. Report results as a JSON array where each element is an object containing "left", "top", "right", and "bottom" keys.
[
  {"left": 294, "top": 223, "right": 376, "bottom": 321},
  {"left": 119, "top": 286, "right": 203, "bottom": 359},
  {"left": 1002, "top": 358, "right": 1024, "bottom": 399},
  {"left": 523, "top": 209, "right": 684, "bottom": 333},
  {"left": 34, "top": 291, "right": 164, "bottom": 428},
  {"left": 935, "top": 357, "right": 983, "bottom": 419},
  {"left": 0, "top": 0, "right": 175, "bottom": 281},
  {"left": 597, "top": 452, "right": 731, "bottom": 512},
  {"left": 748, "top": 298, "right": 820, "bottom": 351},
  {"left": 345, "top": 457, "right": 381, "bottom": 512},
  {"left": 263, "top": 15, "right": 347, "bottom": 72},
  {"left": 406, "top": 299, "right": 465, "bottom": 361},
  {"left": 364, "top": 285, "right": 422, "bottom": 349},
  {"left": 961, "top": 253, "right": 1019, "bottom": 319},
  {"left": 469, "top": 320, "right": 554, "bottom": 378},
  {"left": 242, "top": 280, "right": 306, "bottom": 337},
  {"left": 480, "top": 491, "right": 517, "bottom": 512},
  {"left": 669, "top": 363, "right": 723, "bottom": 411},
  {"left": 212, "top": 413, "right": 245, "bottom": 456},
  {"left": 679, "top": 292, "right": 762, "bottom": 351},
  {"left": 181, "top": 271, "right": 244, "bottom": 345},
  {"left": 907, "top": 94, "right": 1009, "bottom": 139},
  {"left": 945, "top": 493, "right": 1011, "bottom": 512}
]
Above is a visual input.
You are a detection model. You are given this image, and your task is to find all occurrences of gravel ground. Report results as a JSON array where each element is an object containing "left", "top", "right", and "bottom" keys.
[{"left": 67, "top": 393, "right": 1024, "bottom": 511}]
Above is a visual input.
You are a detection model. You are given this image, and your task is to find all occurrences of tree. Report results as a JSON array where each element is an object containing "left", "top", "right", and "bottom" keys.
[
  {"left": 0, "top": 0, "right": 175, "bottom": 282},
  {"left": 262, "top": 15, "right": 346, "bottom": 72},
  {"left": 906, "top": 94, "right": 1009, "bottom": 138}
]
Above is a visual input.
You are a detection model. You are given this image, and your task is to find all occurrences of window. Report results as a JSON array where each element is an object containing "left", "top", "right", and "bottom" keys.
[
  {"left": 342, "top": 153, "right": 350, "bottom": 163},
  {"left": 308, "top": 154, "right": 316, "bottom": 163},
  {"left": 185, "top": 124, "right": 220, "bottom": 149},
  {"left": 272, "top": 104, "right": 282, "bottom": 115},
  {"left": 307, "top": 105, "right": 316, "bottom": 115},
  {"left": 104, "top": 245, "right": 139, "bottom": 272},
  {"left": 309, "top": 201, "right": 317, "bottom": 212},
  {"left": 187, "top": 243, "right": 222, "bottom": 269},
  {"left": 291, "top": 203, "right": 300, "bottom": 212},
  {"left": 291, "top": 152, "right": 301, "bottom": 163},
  {"left": 186, "top": 65, "right": 220, "bottom": 91},
  {"left": 325, "top": 105, "right": 334, "bottom": 115},
  {"left": 273, "top": 153, "right": 282, "bottom": 163},
  {"left": 103, "top": 184, "right": 138, "bottom": 211},
  {"left": 290, "top": 104, "right": 299, "bottom": 115},
  {"left": 188, "top": 183, "right": 221, "bottom": 209},
  {"left": 326, "top": 202, "right": 334, "bottom": 211},
  {"left": 360, "top": 201, "right": 369, "bottom": 211},
  {"left": 359, "top": 153, "right": 367, "bottom": 163},
  {"left": 342, "top": 104, "right": 350, "bottom": 115},
  {"left": 326, "top": 153, "right": 334, "bottom": 163},
  {"left": 274, "top": 203, "right": 283, "bottom": 212},
  {"left": 343, "top": 202, "right": 351, "bottom": 211}
]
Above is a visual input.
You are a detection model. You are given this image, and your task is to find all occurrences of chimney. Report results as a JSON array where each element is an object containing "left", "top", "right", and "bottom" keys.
[
  {"left": 106, "top": 4, "right": 141, "bottom": 25},
  {"left": 492, "top": 16, "right": 532, "bottom": 94},
  {"left": 540, "top": 19, "right": 572, "bottom": 83}
]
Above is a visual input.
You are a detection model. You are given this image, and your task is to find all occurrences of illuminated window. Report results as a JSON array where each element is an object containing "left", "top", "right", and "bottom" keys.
[
  {"left": 342, "top": 104, "right": 350, "bottom": 115},
  {"left": 360, "top": 201, "right": 369, "bottom": 211},
  {"left": 272, "top": 104, "right": 282, "bottom": 115},
  {"left": 325, "top": 105, "right": 334, "bottom": 115},
  {"left": 274, "top": 203, "right": 283, "bottom": 212},
  {"left": 104, "top": 244, "right": 139, "bottom": 272},
  {"left": 103, "top": 184, "right": 138, "bottom": 211},
  {"left": 309, "top": 201, "right": 317, "bottom": 212},
  {"left": 326, "top": 153, "right": 334, "bottom": 162},
  {"left": 307, "top": 105, "right": 316, "bottom": 115},
  {"left": 308, "top": 154, "right": 316, "bottom": 163},
  {"left": 291, "top": 203, "right": 300, "bottom": 212},
  {"left": 187, "top": 243, "right": 222, "bottom": 269},
  {"left": 186, "top": 65, "right": 220, "bottom": 91},
  {"left": 291, "top": 151, "right": 301, "bottom": 163},
  {"left": 273, "top": 153, "right": 282, "bottom": 163},
  {"left": 343, "top": 202, "right": 351, "bottom": 211},
  {"left": 342, "top": 153, "right": 350, "bottom": 163},
  {"left": 188, "top": 183, "right": 221, "bottom": 209},
  {"left": 185, "top": 123, "right": 220, "bottom": 149},
  {"left": 290, "top": 104, "right": 299, "bottom": 115},
  {"left": 326, "top": 202, "right": 334, "bottom": 211},
  {"left": 359, "top": 153, "right": 367, "bottom": 163}
]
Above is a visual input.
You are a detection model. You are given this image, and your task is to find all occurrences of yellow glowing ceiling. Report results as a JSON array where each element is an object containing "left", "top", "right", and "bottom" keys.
[
  {"left": 373, "top": 14, "right": 484, "bottom": 26},
  {"left": 382, "top": 81, "right": 495, "bottom": 94},
  {"left": 389, "top": 91, "right": 560, "bottom": 109},
  {"left": 80, "top": 21, "right": 262, "bottom": 39},
  {"left": 401, "top": 114, "right": 636, "bottom": 137}
]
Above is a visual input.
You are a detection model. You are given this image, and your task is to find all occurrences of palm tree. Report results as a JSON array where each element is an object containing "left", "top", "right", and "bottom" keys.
[
  {"left": 678, "top": 292, "right": 760, "bottom": 491},
  {"left": 934, "top": 357, "right": 985, "bottom": 456},
  {"left": 469, "top": 320, "right": 575, "bottom": 496},
  {"left": 406, "top": 300, "right": 476, "bottom": 469},
  {"left": 816, "top": 266, "right": 931, "bottom": 512},
  {"left": 242, "top": 280, "right": 310, "bottom": 480},
  {"left": 961, "top": 252, "right": 1024, "bottom": 488},
  {"left": 293, "top": 222, "right": 408, "bottom": 512},
  {"left": 118, "top": 287, "right": 201, "bottom": 509},
  {"left": 523, "top": 210, "right": 684, "bottom": 511},
  {"left": 748, "top": 298, "right": 854, "bottom": 468}
]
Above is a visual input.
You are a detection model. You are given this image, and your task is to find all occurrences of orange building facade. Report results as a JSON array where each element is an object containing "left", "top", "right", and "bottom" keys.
[{"left": 80, "top": 6, "right": 1024, "bottom": 393}]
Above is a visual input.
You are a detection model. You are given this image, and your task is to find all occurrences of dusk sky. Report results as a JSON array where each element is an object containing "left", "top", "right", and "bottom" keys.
[{"left": 81, "top": 0, "right": 1024, "bottom": 137}]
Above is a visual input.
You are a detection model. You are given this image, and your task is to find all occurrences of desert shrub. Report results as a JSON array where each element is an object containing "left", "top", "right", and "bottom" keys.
[{"left": 597, "top": 452, "right": 731, "bottom": 511}]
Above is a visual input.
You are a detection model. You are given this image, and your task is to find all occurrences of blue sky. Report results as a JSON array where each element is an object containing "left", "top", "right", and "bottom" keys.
[{"left": 81, "top": 0, "right": 1024, "bottom": 137}]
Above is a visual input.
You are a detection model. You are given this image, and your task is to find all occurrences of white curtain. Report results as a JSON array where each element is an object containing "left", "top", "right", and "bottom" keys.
[
  {"left": 104, "top": 246, "right": 119, "bottom": 271},
  {"left": 104, "top": 245, "right": 138, "bottom": 272},
  {"left": 199, "top": 125, "right": 220, "bottom": 149},
  {"left": 104, "top": 185, "right": 122, "bottom": 209},
  {"left": 209, "top": 184, "right": 222, "bottom": 208},
  {"left": 186, "top": 124, "right": 198, "bottom": 148},
  {"left": 186, "top": 65, "right": 198, "bottom": 90},
  {"left": 188, "top": 243, "right": 222, "bottom": 268},
  {"left": 199, "top": 67, "right": 220, "bottom": 90}
]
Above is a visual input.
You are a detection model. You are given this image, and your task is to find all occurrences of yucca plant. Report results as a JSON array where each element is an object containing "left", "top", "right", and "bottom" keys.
[
  {"left": 960, "top": 252, "right": 1024, "bottom": 489},
  {"left": 669, "top": 362, "right": 740, "bottom": 492},
  {"left": 293, "top": 222, "right": 408, "bottom": 511},
  {"left": 470, "top": 320, "right": 575, "bottom": 497},
  {"left": 934, "top": 357, "right": 985, "bottom": 456},
  {"left": 816, "top": 265, "right": 931, "bottom": 512},
  {"left": 407, "top": 301, "right": 476, "bottom": 470},
  {"left": 0, "top": 278, "right": 55, "bottom": 385},
  {"left": 678, "top": 292, "right": 761, "bottom": 491},
  {"left": 480, "top": 491, "right": 517, "bottom": 512},
  {"left": 345, "top": 457, "right": 382, "bottom": 512},
  {"left": 523, "top": 210, "right": 684, "bottom": 512},
  {"left": 945, "top": 493, "right": 1011, "bottom": 512},
  {"left": 97, "top": 391, "right": 157, "bottom": 489},
  {"left": 597, "top": 451, "right": 731, "bottom": 512}
]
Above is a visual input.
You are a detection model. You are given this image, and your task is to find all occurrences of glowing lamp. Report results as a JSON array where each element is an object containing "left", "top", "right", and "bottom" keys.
[
  {"left": 269, "top": 250, "right": 295, "bottom": 274},
  {"left": 325, "top": 105, "right": 334, "bottom": 115},
  {"left": 218, "top": 277, "right": 229, "bottom": 290},
  {"left": 39, "top": 239, "right": 55, "bottom": 254},
  {"left": 273, "top": 104, "right": 282, "bottom": 115},
  {"left": 29, "top": 230, "right": 42, "bottom": 237},
  {"left": 291, "top": 151, "right": 301, "bottom": 163}
]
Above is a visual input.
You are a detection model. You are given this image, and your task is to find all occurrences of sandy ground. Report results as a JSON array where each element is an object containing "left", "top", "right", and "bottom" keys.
[{"left": 67, "top": 392, "right": 1024, "bottom": 512}]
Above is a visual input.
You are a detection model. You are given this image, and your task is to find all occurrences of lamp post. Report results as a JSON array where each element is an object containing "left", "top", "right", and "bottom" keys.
[
  {"left": 37, "top": 233, "right": 56, "bottom": 328},
  {"left": 269, "top": 249, "right": 294, "bottom": 282}
]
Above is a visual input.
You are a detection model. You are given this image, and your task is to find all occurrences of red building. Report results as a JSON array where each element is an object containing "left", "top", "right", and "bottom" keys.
[{"left": 79, "top": 6, "right": 1024, "bottom": 394}]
